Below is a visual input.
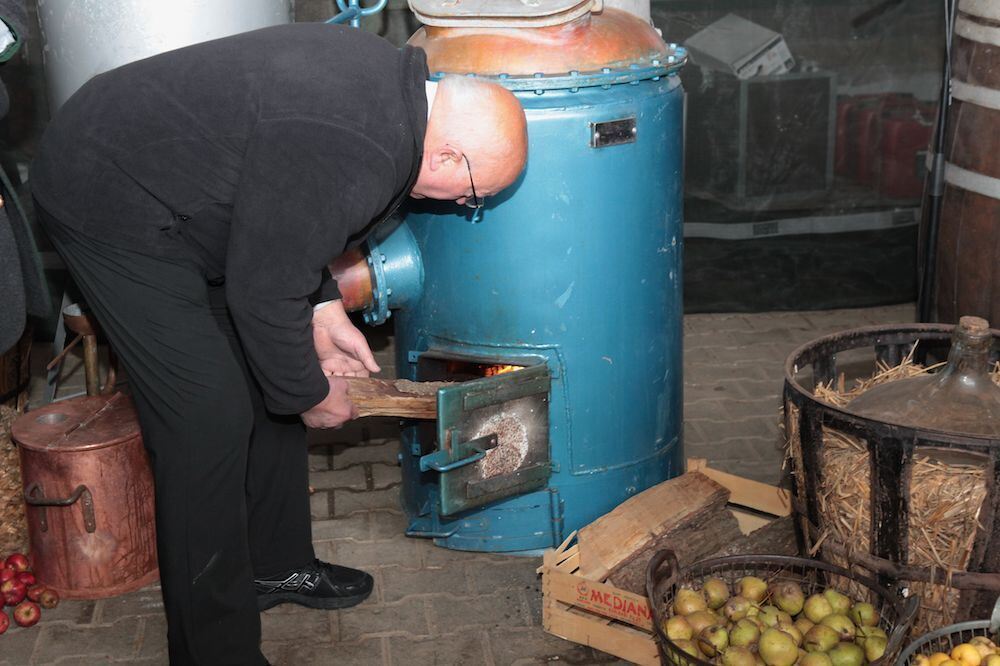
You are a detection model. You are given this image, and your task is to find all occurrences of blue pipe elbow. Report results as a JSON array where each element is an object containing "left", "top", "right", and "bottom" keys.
[{"left": 362, "top": 219, "right": 424, "bottom": 326}]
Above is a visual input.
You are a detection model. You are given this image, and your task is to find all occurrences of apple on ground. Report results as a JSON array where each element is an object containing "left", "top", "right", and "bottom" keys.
[
  {"left": 15, "top": 572, "right": 35, "bottom": 587},
  {"left": 0, "top": 609, "right": 8, "bottom": 634},
  {"left": 26, "top": 585, "right": 45, "bottom": 602},
  {"left": 12, "top": 601, "right": 40, "bottom": 627},
  {"left": 39, "top": 587, "right": 59, "bottom": 610},
  {"left": 0, "top": 567, "right": 14, "bottom": 584},
  {"left": 4, "top": 553, "right": 30, "bottom": 573}
]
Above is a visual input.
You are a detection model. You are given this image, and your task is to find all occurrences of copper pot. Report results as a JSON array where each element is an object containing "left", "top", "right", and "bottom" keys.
[
  {"left": 408, "top": 8, "right": 667, "bottom": 76},
  {"left": 12, "top": 393, "right": 158, "bottom": 598}
]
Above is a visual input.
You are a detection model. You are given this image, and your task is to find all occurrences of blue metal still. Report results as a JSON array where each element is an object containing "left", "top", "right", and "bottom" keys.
[{"left": 377, "top": 53, "right": 688, "bottom": 552}]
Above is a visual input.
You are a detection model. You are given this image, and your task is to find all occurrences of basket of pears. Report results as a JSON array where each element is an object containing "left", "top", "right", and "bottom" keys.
[
  {"left": 645, "top": 551, "right": 920, "bottom": 666},
  {"left": 896, "top": 601, "right": 1000, "bottom": 666}
]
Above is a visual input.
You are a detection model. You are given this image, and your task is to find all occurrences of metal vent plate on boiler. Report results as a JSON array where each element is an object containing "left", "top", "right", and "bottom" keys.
[{"left": 409, "top": 0, "right": 602, "bottom": 28}]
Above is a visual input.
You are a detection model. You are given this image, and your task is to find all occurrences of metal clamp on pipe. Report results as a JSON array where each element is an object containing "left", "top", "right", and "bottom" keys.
[{"left": 327, "top": 219, "right": 424, "bottom": 326}]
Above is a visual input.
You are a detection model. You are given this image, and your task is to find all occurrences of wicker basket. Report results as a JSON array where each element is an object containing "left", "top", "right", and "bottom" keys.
[{"left": 645, "top": 550, "right": 919, "bottom": 666}]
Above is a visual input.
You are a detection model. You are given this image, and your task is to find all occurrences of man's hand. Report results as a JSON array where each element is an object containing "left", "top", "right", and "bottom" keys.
[
  {"left": 312, "top": 300, "right": 380, "bottom": 378},
  {"left": 301, "top": 376, "right": 357, "bottom": 429}
]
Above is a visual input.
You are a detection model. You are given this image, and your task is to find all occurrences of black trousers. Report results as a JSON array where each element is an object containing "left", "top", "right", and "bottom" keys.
[{"left": 38, "top": 207, "right": 315, "bottom": 665}]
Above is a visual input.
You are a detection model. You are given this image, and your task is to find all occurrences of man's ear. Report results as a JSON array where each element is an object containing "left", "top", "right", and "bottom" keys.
[{"left": 429, "top": 144, "right": 463, "bottom": 172}]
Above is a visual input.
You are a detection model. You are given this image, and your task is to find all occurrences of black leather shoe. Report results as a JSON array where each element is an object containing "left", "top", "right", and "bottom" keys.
[{"left": 254, "top": 559, "right": 374, "bottom": 611}]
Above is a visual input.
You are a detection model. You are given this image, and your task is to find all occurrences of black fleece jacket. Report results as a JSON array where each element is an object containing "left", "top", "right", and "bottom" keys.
[{"left": 31, "top": 23, "right": 428, "bottom": 414}]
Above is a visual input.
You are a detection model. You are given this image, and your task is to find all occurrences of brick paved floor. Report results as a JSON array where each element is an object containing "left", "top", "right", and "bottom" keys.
[{"left": 5, "top": 304, "right": 914, "bottom": 665}]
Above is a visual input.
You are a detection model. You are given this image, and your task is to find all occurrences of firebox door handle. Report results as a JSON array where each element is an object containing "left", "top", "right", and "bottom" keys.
[
  {"left": 23, "top": 482, "right": 97, "bottom": 533},
  {"left": 419, "top": 434, "right": 498, "bottom": 473}
]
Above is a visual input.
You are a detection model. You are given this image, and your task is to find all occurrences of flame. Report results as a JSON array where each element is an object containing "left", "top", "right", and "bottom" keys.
[{"left": 484, "top": 364, "right": 520, "bottom": 377}]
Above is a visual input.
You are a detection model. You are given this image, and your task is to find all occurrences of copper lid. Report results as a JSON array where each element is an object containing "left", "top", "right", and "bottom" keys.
[
  {"left": 12, "top": 393, "right": 140, "bottom": 452},
  {"left": 409, "top": 8, "right": 669, "bottom": 77}
]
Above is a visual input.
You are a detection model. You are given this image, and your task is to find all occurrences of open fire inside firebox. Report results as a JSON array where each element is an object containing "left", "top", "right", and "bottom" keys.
[{"left": 412, "top": 353, "right": 552, "bottom": 516}]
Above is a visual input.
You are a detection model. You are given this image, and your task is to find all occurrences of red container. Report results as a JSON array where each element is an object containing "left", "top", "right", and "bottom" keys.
[
  {"left": 854, "top": 103, "right": 883, "bottom": 186},
  {"left": 835, "top": 96, "right": 855, "bottom": 178},
  {"left": 848, "top": 94, "right": 913, "bottom": 187},
  {"left": 879, "top": 108, "right": 933, "bottom": 200}
]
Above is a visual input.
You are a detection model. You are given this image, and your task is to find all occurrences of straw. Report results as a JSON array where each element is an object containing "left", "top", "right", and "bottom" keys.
[
  {"left": 0, "top": 403, "right": 29, "bottom": 555},
  {"left": 787, "top": 346, "right": 997, "bottom": 634}
]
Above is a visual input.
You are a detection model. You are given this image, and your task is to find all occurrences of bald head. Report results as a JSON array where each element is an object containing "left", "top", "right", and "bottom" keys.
[{"left": 410, "top": 76, "right": 528, "bottom": 204}]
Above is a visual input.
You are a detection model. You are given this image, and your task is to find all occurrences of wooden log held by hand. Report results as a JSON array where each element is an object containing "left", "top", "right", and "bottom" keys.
[{"left": 343, "top": 378, "right": 451, "bottom": 419}]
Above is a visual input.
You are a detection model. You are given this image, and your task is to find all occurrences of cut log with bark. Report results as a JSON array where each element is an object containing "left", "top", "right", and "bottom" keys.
[
  {"left": 608, "top": 506, "right": 743, "bottom": 594},
  {"left": 344, "top": 377, "right": 450, "bottom": 419},
  {"left": 714, "top": 515, "right": 799, "bottom": 558},
  {"left": 576, "top": 471, "right": 739, "bottom": 589}
]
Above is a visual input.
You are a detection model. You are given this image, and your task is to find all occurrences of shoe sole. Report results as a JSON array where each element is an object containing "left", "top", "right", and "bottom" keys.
[{"left": 257, "top": 587, "right": 372, "bottom": 612}]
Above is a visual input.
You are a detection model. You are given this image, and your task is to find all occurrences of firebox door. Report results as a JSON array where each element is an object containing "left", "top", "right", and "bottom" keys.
[{"left": 416, "top": 356, "right": 551, "bottom": 516}]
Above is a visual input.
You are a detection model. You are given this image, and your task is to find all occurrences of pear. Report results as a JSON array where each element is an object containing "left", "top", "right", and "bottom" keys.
[
  {"left": 795, "top": 618, "right": 815, "bottom": 637},
  {"left": 731, "top": 618, "right": 762, "bottom": 648},
  {"left": 864, "top": 636, "right": 888, "bottom": 662},
  {"left": 849, "top": 602, "right": 878, "bottom": 628},
  {"left": 829, "top": 642, "right": 865, "bottom": 666},
  {"left": 771, "top": 581, "right": 805, "bottom": 616},
  {"left": 978, "top": 648, "right": 999, "bottom": 662},
  {"left": 723, "top": 646, "right": 758, "bottom": 666},
  {"left": 804, "top": 594, "right": 835, "bottom": 623},
  {"left": 801, "top": 653, "right": 835, "bottom": 666},
  {"left": 952, "top": 644, "right": 984, "bottom": 666},
  {"left": 969, "top": 641, "right": 995, "bottom": 660},
  {"left": 704, "top": 577, "right": 732, "bottom": 610},
  {"left": 805, "top": 624, "right": 841, "bottom": 653},
  {"left": 820, "top": 614, "right": 857, "bottom": 642},
  {"left": 758, "top": 606, "right": 783, "bottom": 628},
  {"left": 983, "top": 655, "right": 1000, "bottom": 666},
  {"left": 823, "top": 589, "right": 851, "bottom": 615},
  {"left": 675, "top": 588, "right": 709, "bottom": 616},
  {"left": 724, "top": 596, "right": 754, "bottom": 623},
  {"left": 687, "top": 610, "right": 720, "bottom": 636},
  {"left": 698, "top": 625, "right": 730, "bottom": 658},
  {"left": 665, "top": 615, "right": 694, "bottom": 641},
  {"left": 756, "top": 656, "right": 767, "bottom": 666},
  {"left": 739, "top": 576, "right": 769, "bottom": 604},
  {"left": 855, "top": 625, "right": 887, "bottom": 647},
  {"left": 776, "top": 621, "right": 803, "bottom": 647},
  {"left": 758, "top": 628, "right": 799, "bottom": 666},
  {"left": 673, "top": 639, "right": 701, "bottom": 659}
]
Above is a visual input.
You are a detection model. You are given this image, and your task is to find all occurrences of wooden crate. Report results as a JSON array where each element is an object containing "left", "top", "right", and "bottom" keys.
[{"left": 539, "top": 460, "right": 790, "bottom": 665}]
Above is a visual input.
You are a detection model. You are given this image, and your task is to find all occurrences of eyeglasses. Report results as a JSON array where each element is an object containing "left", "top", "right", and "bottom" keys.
[{"left": 463, "top": 155, "right": 485, "bottom": 223}]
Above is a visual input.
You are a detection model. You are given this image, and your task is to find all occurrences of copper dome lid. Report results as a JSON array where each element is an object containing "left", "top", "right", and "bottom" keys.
[{"left": 408, "top": 8, "right": 671, "bottom": 77}]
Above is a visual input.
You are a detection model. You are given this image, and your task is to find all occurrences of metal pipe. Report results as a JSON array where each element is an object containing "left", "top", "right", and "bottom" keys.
[
  {"left": 326, "top": 0, "right": 388, "bottom": 28},
  {"left": 328, "top": 249, "right": 374, "bottom": 312},
  {"left": 327, "top": 220, "right": 425, "bottom": 323},
  {"left": 918, "top": 0, "right": 959, "bottom": 322},
  {"left": 37, "top": 0, "right": 292, "bottom": 110},
  {"left": 81, "top": 336, "right": 99, "bottom": 397}
]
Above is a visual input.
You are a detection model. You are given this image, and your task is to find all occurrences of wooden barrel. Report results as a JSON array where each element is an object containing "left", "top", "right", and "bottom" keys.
[
  {"left": 929, "top": 0, "right": 1000, "bottom": 323},
  {"left": 11, "top": 393, "right": 158, "bottom": 598}
]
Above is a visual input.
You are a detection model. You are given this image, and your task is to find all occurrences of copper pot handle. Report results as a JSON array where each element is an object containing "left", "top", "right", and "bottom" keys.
[{"left": 24, "top": 483, "right": 97, "bottom": 533}]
